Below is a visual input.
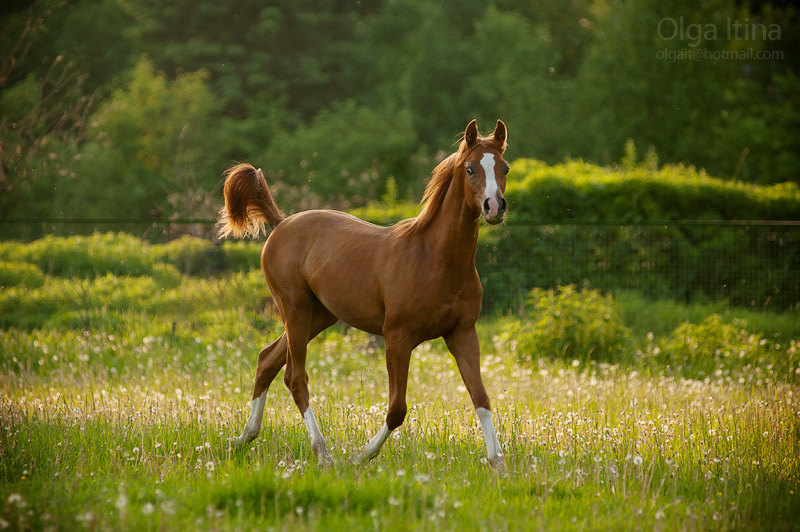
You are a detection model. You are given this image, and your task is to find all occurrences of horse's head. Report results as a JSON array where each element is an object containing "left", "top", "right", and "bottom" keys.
[{"left": 461, "top": 119, "right": 509, "bottom": 225}]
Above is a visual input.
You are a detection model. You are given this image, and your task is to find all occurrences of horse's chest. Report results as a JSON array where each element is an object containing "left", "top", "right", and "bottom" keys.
[{"left": 394, "top": 271, "right": 481, "bottom": 336}]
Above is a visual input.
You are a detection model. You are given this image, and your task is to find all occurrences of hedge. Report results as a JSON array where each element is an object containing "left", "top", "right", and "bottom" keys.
[
  {"left": 506, "top": 159, "right": 800, "bottom": 222},
  {"left": 477, "top": 160, "right": 800, "bottom": 311}
]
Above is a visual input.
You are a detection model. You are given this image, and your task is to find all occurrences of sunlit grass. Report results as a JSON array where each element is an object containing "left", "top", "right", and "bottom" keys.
[
  {"left": 2, "top": 317, "right": 798, "bottom": 530},
  {"left": 2, "top": 233, "right": 798, "bottom": 529}
]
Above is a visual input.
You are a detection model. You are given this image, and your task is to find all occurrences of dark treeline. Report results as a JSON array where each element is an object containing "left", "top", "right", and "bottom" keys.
[{"left": 1, "top": 0, "right": 798, "bottom": 222}]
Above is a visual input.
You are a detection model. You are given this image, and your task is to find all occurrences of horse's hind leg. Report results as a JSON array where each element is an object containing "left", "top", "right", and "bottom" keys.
[
  {"left": 235, "top": 333, "right": 287, "bottom": 446},
  {"left": 283, "top": 297, "right": 336, "bottom": 465},
  {"left": 236, "top": 302, "right": 337, "bottom": 448}
]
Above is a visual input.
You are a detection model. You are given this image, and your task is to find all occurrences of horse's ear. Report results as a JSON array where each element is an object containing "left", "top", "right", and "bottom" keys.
[
  {"left": 465, "top": 119, "right": 478, "bottom": 148},
  {"left": 493, "top": 120, "right": 507, "bottom": 151}
]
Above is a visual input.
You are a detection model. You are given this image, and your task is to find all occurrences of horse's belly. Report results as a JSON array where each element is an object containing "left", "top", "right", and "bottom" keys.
[
  {"left": 309, "top": 278, "right": 386, "bottom": 336},
  {"left": 316, "top": 293, "right": 385, "bottom": 336}
]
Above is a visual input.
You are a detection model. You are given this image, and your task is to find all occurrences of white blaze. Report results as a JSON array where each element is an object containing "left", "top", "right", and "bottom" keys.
[{"left": 480, "top": 153, "right": 499, "bottom": 217}]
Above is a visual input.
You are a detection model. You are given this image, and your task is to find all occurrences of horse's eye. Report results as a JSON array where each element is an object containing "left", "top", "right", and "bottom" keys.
[{"left": 465, "top": 165, "right": 474, "bottom": 176}]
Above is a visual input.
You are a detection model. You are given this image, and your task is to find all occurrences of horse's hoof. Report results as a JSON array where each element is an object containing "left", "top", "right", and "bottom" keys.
[
  {"left": 489, "top": 453, "right": 507, "bottom": 475},
  {"left": 234, "top": 428, "right": 258, "bottom": 448},
  {"left": 311, "top": 441, "right": 332, "bottom": 467},
  {"left": 352, "top": 452, "right": 371, "bottom": 466}
]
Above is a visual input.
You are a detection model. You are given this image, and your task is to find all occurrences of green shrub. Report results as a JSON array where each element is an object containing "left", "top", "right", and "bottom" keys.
[
  {"left": 0, "top": 261, "right": 45, "bottom": 288},
  {"left": 506, "top": 159, "right": 800, "bottom": 222},
  {"left": 0, "top": 233, "right": 158, "bottom": 278},
  {"left": 653, "top": 314, "right": 769, "bottom": 377},
  {"left": 348, "top": 201, "right": 421, "bottom": 226},
  {"left": 157, "top": 235, "right": 221, "bottom": 276},
  {"left": 221, "top": 240, "right": 263, "bottom": 273},
  {"left": 477, "top": 159, "right": 800, "bottom": 312},
  {"left": 504, "top": 285, "right": 631, "bottom": 363}
]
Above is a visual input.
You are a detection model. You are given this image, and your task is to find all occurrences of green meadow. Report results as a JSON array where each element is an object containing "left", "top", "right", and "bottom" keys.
[{"left": 1, "top": 234, "right": 798, "bottom": 530}]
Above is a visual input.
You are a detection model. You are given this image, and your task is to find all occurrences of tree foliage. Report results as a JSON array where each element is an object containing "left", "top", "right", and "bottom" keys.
[{"left": 1, "top": 0, "right": 798, "bottom": 219}]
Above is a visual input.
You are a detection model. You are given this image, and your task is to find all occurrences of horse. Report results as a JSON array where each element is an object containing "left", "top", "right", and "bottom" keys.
[{"left": 218, "top": 119, "right": 509, "bottom": 470}]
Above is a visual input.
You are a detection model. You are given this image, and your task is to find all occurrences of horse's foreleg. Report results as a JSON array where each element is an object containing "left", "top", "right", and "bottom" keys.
[
  {"left": 445, "top": 325, "right": 505, "bottom": 473},
  {"left": 355, "top": 333, "right": 413, "bottom": 464}
]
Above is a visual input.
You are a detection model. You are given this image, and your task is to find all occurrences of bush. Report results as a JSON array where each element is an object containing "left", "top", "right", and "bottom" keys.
[
  {"left": 157, "top": 235, "right": 221, "bottom": 276},
  {"left": 0, "top": 233, "right": 271, "bottom": 330},
  {"left": 652, "top": 314, "right": 769, "bottom": 378},
  {"left": 221, "top": 240, "right": 263, "bottom": 273},
  {"left": 0, "top": 233, "right": 157, "bottom": 278},
  {"left": 477, "top": 159, "right": 800, "bottom": 312},
  {"left": 504, "top": 285, "right": 631, "bottom": 363},
  {"left": 0, "top": 261, "right": 45, "bottom": 288},
  {"left": 506, "top": 159, "right": 800, "bottom": 223}
]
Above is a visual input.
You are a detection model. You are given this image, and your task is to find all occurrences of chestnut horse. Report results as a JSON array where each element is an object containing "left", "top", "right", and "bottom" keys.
[{"left": 219, "top": 119, "right": 508, "bottom": 470}]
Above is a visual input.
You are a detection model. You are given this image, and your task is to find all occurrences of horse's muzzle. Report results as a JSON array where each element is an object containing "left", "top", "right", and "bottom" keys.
[{"left": 483, "top": 196, "right": 507, "bottom": 225}]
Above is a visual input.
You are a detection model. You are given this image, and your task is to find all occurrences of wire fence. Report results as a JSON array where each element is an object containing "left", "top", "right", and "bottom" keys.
[
  {"left": 2, "top": 218, "right": 799, "bottom": 312},
  {"left": 477, "top": 220, "right": 800, "bottom": 312}
]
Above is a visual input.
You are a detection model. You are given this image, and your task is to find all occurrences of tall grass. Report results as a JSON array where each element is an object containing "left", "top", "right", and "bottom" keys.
[{"left": 1, "top": 234, "right": 798, "bottom": 530}]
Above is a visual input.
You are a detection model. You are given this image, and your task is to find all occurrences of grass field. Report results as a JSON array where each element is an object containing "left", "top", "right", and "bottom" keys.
[{"left": 1, "top": 235, "right": 799, "bottom": 530}]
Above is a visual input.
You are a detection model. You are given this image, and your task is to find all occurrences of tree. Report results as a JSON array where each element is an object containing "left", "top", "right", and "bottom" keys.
[{"left": 60, "top": 57, "right": 220, "bottom": 219}]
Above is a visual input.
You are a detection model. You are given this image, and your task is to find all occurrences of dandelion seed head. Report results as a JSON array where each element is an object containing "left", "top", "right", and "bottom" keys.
[
  {"left": 115, "top": 493, "right": 128, "bottom": 511},
  {"left": 7, "top": 493, "right": 25, "bottom": 507}
]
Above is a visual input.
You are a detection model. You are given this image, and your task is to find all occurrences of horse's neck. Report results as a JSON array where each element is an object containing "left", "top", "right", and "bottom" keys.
[{"left": 425, "top": 171, "right": 480, "bottom": 270}]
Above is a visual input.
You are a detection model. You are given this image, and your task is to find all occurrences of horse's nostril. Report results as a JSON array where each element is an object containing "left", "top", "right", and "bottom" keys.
[
  {"left": 499, "top": 197, "right": 507, "bottom": 212},
  {"left": 484, "top": 198, "right": 490, "bottom": 212}
]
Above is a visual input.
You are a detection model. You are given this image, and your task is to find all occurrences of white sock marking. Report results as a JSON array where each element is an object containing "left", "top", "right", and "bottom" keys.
[
  {"left": 362, "top": 423, "right": 391, "bottom": 460},
  {"left": 238, "top": 390, "right": 267, "bottom": 444},
  {"left": 476, "top": 407, "right": 503, "bottom": 464},
  {"left": 303, "top": 406, "right": 324, "bottom": 449}
]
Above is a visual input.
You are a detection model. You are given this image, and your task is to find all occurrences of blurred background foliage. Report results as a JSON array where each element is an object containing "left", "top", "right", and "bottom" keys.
[{"left": 0, "top": 0, "right": 798, "bottom": 221}]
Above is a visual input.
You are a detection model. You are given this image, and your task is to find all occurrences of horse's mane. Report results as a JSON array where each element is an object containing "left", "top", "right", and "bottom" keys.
[{"left": 393, "top": 133, "right": 505, "bottom": 237}]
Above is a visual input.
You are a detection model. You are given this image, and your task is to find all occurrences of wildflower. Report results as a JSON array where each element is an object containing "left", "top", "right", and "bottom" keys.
[
  {"left": 142, "top": 502, "right": 155, "bottom": 515},
  {"left": 388, "top": 496, "right": 400, "bottom": 507},
  {"left": 76, "top": 511, "right": 94, "bottom": 524},
  {"left": 7, "top": 493, "right": 25, "bottom": 507},
  {"left": 115, "top": 493, "right": 129, "bottom": 512},
  {"left": 633, "top": 455, "right": 643, "bottom": 466}
]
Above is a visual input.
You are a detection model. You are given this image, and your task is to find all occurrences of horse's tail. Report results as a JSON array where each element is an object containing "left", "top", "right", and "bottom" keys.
[{"left": 218, "top": 163, "right": 285, "bottom": 239}]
